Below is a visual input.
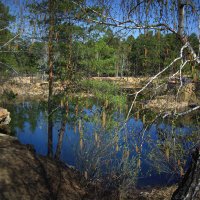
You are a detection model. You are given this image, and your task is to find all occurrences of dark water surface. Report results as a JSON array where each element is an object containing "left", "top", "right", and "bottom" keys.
[{"left": 3, "top": 99, "right": 199, "bottom": 188}]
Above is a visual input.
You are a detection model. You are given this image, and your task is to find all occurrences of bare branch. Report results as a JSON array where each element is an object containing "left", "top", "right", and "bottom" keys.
[
  {"left": 187, "top": 41, "right": 200, "bottom": 64},
  {"left": 0, "top": 33, "right": 20, "bottom": 49},
  {"left": 0, "top": 27, "right": 9, "bottom": 32},
  {"left": 126, "top": 43, "right": 189, "bottom": 120},
  {"left": 176, "top": 106, "right": 200, "bottom": 116},
  {"left": 174, "top": 60, "right": 190, "bottom": 114},
  {"left": 182, "top": 0, "right": 196, "bottom": 11},
  {"left": 0, "top": 61, "right": 19, "bottom": 75},
  {"left": 127, "top": 1, "right": 145, "bottom": 18},
  {"left": 72, "top": 0, "right": 177, "bottom": 33},
  {"left": 164, "top": 105, "right": 200, "bottom": 118}
]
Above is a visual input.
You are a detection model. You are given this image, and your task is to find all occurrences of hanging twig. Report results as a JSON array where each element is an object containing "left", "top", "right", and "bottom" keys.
[{"left": 0, "top": 33, "right": 20, "bottom": 49}]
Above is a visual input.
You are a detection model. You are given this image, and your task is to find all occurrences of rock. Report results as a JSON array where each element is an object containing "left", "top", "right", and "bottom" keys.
[
  {"left": 177, "top": 83, "right": 197, "bottom": 104},
  {"left": 0, "top": 108, "right": 11, "bottom": 126},
  {"left": 35, "top": 82, "right": 41, "bottom": 87},
  {"left": 0, "top": 124, "right": 11, "bottom": 134}
]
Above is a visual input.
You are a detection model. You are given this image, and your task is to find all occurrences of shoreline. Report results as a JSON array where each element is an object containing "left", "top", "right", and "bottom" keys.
[{"left": 1, "top": 76, "right": 199, "bottom": 113}]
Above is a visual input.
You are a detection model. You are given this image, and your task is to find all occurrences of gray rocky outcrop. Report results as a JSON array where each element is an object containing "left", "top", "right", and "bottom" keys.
[
  {"left": 0, "top": 108, "right": 11, "bottom": 126},
  {"left": 0, "top": 108, "right": 11, "bottom": 134}
]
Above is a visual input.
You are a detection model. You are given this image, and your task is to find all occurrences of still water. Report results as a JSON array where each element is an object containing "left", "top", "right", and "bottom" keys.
[{"left": 3, "top": 99, "right": 199, "bottom": 188}]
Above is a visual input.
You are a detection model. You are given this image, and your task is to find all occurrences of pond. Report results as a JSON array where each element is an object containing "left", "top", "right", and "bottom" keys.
[{"left": 2, "top": 98, "right": 199, "bottom": 189}]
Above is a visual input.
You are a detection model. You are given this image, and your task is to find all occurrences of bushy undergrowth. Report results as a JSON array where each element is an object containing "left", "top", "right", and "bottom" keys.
[{"left": 81, "top": 79, "right": 127, "bottom": 108}]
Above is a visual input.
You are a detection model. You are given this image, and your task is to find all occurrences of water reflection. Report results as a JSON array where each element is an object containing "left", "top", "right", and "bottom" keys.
[{"left": 3, "top": 100, "right": 199, "bottom": 187}]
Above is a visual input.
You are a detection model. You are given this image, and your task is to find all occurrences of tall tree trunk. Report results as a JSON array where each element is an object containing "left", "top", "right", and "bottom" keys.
[
  {"left": 47, "top": 0, "right": 54, "bottom": 158},
  {"left": 54, "top": 116, "right": 67, "bottom": 160},
  {"left": 67, "top": 33, "right": 72, "bottom": 77},
  {"left": 55, "top": 101, "right": 68, "bottom": 160},
  {"left": 55, "top": 23, "right": 74, "bottom": 159},
  {"left": 178, "top": 0, "right": 184, "bottom": 37},
  {"left": 66, "top": 23, "right": 73, "bottom": 82},
  {"left": 178, "top": 0, "right": 200, "bottom": 64}
]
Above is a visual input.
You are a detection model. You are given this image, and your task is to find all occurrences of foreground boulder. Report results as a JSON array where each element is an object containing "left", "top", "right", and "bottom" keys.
[
  {"left": 0, "top": 108, "right": 11, "bottom": 134},
  {"left": 0, "top": 134, "right": 87, "bottom": 200},
  {"left": 0, "top": 108, "right": 11, "bottom": 126}
]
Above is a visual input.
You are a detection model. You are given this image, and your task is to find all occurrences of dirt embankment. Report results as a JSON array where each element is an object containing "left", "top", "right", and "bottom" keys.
[
  {"left": 1, "top": 76, "right": 198, "bottom": 112},
  {"left": 0, "top": 77, "right": 49, "bottom": 99},
  {"left": 0, "top": 76, "right": 147, "bottom": 101},
  {"left": 0, "top": 133, "right": 89, "bottom": 200},
  {"left": 0, "top": 76, "right": 147, "bottom": 97}
]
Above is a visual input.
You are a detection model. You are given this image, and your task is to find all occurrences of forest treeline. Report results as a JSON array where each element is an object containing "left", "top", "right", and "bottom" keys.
[{"left": 0, "top": 1, "right": 199, "bottom": 77}]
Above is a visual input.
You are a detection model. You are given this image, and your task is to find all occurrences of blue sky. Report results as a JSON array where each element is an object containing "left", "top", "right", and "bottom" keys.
[{"left": 2, "top": 0, "right": 200, "bottom": 39}]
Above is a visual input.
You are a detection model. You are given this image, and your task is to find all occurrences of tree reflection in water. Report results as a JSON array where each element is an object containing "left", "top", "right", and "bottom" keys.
[{"left": 2, "top": 99, "right": 199, "bottom": 188}]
